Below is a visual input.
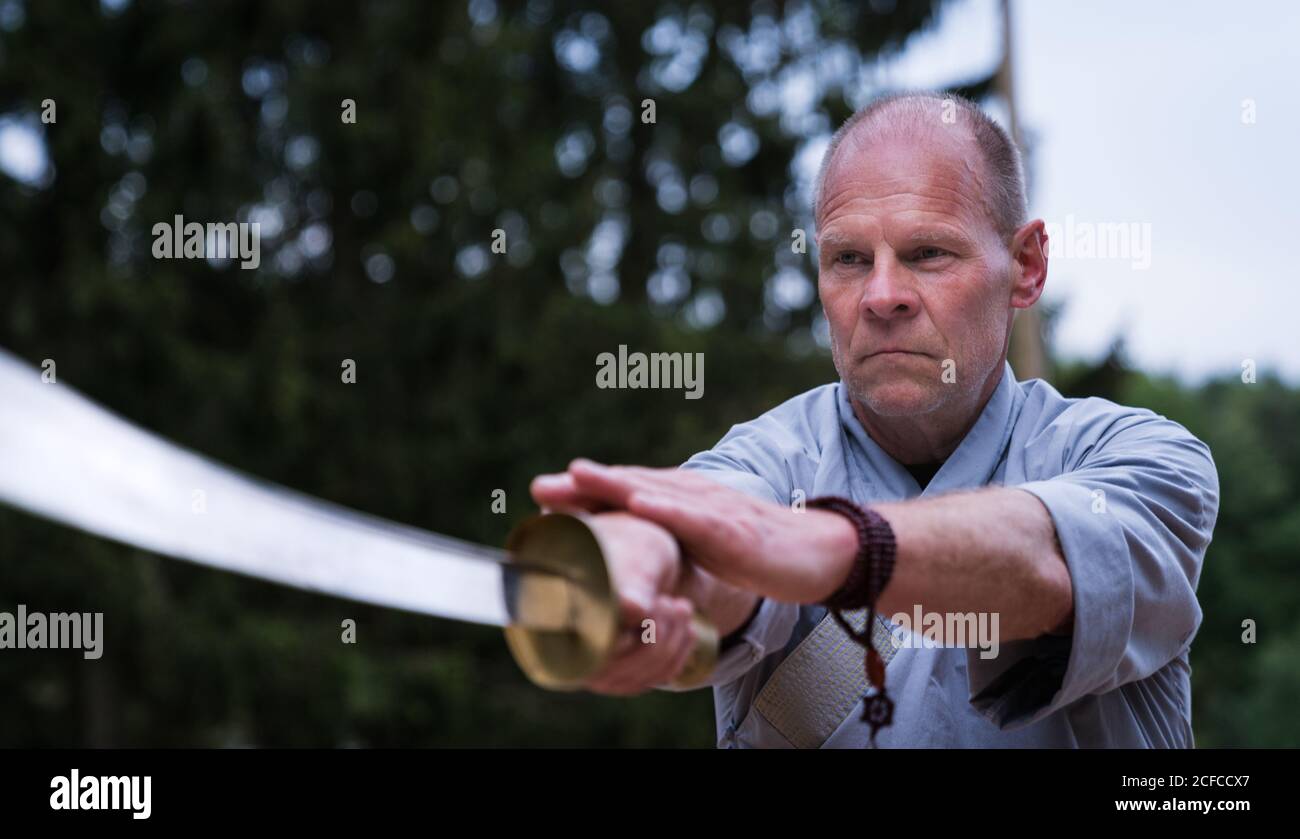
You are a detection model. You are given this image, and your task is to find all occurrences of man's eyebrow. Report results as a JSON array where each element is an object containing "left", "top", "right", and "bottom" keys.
[
  {"left": 817, "top": 227, "right": 977, "bottom": 252},
  {"left": 901, "top": 227, "right": 976, "bottom": 248},
  {"left": 816, "top": 232, "right": 860, "bottom": 251}
]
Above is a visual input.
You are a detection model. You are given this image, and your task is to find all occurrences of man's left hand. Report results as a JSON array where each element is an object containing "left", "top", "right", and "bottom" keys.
[{"left": 531, "top": 459, "right": 858, "bottom": 604}]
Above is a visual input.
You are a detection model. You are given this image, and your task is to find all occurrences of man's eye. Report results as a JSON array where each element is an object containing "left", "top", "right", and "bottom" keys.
[
  {"left": 836, "top": 251, "right": 864, "bottom": 265},
  {"left": 915, "top": 247, "right": 948, "bottom": 260}
]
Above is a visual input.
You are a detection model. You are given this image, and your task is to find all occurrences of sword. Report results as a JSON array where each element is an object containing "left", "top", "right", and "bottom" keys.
[{"left": 0, "top": 348, "right": 717, "bottom": 690}]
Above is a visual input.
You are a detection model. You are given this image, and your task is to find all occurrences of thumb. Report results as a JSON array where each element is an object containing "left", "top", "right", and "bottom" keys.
[{"left": 616, "top": 582, "right": 656, "bottom": 628}]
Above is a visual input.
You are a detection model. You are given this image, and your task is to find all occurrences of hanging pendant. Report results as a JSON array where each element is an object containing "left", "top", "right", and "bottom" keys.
[{"left": 862, "top": 647, "right": 893, "bottom": 746}]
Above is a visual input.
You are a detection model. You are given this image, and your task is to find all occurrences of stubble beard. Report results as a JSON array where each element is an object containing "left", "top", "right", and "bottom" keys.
[{"left": 829, "top": 331, "right": 952, "bottom": 419}]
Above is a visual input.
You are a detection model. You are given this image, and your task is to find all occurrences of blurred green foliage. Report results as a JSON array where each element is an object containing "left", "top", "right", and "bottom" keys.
[
  {"left": 0, "top": 1, "right": 1292, "bottom": 747},
  {"left": 1058, "top": 350, "right": 1300, "bottom": 748}
]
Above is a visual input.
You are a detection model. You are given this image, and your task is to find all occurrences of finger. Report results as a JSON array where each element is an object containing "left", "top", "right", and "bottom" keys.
[
  {"left": 586, "top": 630, "right": 662, "bottom": 695},
  {"left": 588, "top": 599, "right": 692, "bottom": 694},
  {"left": 574, "top": 460, "right": 729, "bottom": 494},
  {"left": 529, "top": 472, "right": 614, "bottom": 514},
  {"left": 618, "top": 587, "right": 655, "bottom": 623},
  {"left": 625, "top": 598, "right": 694, "bottom": 691},
  {"left": 640, "top": 599, "right": 697, "bottom": 689},
  {"left": 634, "top": 600, "right": 696, "bottom": 686},
  {"left": 597, "top": 618, "right": 686, "bottom": 694},
  {"left": 530, "top": 473, "right": 582, "bottom": 506},
  {"left": 606, "top": 628, "right": 642, "bottom": 661},
  {"left": 567, "top": 460, "right": 706, "bottom": 508},
  {"left": 585, "top": 630, "right": 650, "bottom": 695},
  {"left": 565, "top": 461, "right": 643, "bottom": 508},
  {"left": 569, "top": 460, "right": 707, "bottom": 499}
]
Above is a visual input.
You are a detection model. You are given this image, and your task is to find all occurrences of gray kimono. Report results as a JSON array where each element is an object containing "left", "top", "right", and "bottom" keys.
[{"left": 681, "top": 363, "right": 1219, "bottom": 748}]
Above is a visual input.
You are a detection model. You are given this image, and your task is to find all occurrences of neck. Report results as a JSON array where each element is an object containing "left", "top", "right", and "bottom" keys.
[{"left": 851, "top": 362, "right": 1005, "bottom": 465}]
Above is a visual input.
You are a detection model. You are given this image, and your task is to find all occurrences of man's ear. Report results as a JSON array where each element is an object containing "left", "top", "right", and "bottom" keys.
[{"left": 1009, "top": 219, "right": 1048, "bottom": 309}]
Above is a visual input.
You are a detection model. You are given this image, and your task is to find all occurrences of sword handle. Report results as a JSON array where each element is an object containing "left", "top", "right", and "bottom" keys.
[
  {"left": 503, "top": 512, "right": 718, "bottom": 692},
  {"left": 674, "top": 609, "right": 720, "bottom": 690}
]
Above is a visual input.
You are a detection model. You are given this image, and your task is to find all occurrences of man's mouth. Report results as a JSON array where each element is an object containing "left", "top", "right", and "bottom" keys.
[{"left": 865, "top": 349, "right": 926, "bottom": 358}]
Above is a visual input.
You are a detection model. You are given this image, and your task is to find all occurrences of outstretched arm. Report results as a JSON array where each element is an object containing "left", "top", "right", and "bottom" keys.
[{"left": 534, "top": 459, "right": 1074, "bottom": 643}]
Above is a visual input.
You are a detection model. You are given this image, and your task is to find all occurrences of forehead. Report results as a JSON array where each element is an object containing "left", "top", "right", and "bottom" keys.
[{"left": 817, "top": 127, "right": 995, "bottom": 242}]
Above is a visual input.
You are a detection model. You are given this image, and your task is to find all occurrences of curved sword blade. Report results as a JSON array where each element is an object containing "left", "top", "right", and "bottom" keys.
[{"left": 0, "top": 348, "right": 535, "bottom": 628}]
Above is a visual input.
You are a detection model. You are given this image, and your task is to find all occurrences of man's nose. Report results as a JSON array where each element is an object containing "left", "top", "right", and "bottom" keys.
[{"left": 859, "top": 253, "right": 919, "bottom": 321}]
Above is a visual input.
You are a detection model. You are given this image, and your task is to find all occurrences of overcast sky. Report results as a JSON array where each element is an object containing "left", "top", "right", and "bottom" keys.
[{"left": 878, "top": 0, "right": 1299, "bottom": 383}]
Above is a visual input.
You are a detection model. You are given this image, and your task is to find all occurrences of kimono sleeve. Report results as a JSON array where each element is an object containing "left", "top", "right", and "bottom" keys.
[
  {"left": 670, "top": 422, "right": 804, "bottom": 688},
  {"left": 967, "top": 408, "right": 1219, "bottom": 729}
]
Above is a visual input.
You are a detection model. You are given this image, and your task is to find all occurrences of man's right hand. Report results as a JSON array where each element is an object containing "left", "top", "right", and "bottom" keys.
[
  {"left": 534, "top": 477, "right": 766, "bottom": 694},
  {"left": 580, "top": 512, "right": 699, "bottom": 695}
]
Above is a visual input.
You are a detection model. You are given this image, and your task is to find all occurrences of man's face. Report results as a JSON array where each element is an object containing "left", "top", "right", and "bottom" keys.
[{"left": 817, "top": 128, "right": 1016, "bottom": 419}]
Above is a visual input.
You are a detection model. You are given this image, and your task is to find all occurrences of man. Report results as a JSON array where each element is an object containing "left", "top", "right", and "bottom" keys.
[{"left": 532, "top": 92, "right": 1219, "bottom": 748}]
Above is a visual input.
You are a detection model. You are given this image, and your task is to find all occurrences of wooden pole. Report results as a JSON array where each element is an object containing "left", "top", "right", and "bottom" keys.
[{"left": 997, "top": 0, "right": 1050, "bottom": 381}]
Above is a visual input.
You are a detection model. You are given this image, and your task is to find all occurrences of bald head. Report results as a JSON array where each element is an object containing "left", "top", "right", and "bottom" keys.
[{"left": 813, "top": 93, "right": 1028, "bottom": 242}]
